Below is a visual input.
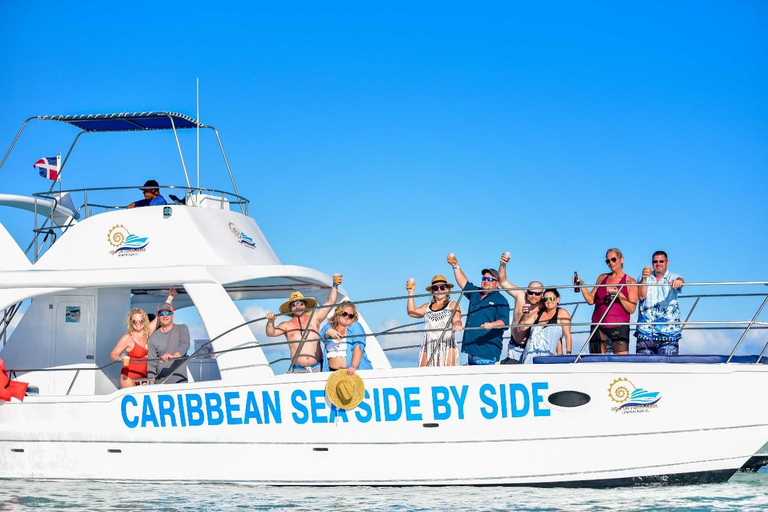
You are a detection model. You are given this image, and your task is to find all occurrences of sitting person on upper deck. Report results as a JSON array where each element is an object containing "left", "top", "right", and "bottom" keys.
[
  {"left": 320, "top": 301, "right": 373, "bottom": 375},
  {"left": 635, "top": 251, "right": 685, "bottom": 355},
  {"left": 406, "top": 275, "right": 462, "bottom": 367},
  {"left": 126, "top": 179, "right": 168, "bottom": 209},
  {"left": 516, "top": 288, "right": 572, "bottom": 363},
  {"left": 497, "top": 252, "right": 544, "bottom": 364},
  {"left": 265, "top": 276, "right": 340, "bottom": 374},
  {"left": 575, "top": 247, "right": 637, "bottom": 355},
  {"left": 448, "top": 253, "right": 510, "bottom": 365}
]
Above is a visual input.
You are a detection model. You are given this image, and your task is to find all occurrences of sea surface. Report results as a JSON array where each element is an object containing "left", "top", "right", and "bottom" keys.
[{"left": 0, "top": 469, "right": 766, "bottom": 511}]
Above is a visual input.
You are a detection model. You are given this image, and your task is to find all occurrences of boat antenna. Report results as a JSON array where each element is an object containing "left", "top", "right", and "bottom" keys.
[{"left": 196, "top": 77, "right": 200, "bottom": 192}]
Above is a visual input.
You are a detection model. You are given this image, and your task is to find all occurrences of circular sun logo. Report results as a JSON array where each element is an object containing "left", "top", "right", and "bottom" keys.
[
  {"left": 107, "top": 225, "right": 130, "bottom": 247},
  {"left": 608, "top": 377, "right": 635, "bottom": 404},
  {"left": 228, "top": 222, "right": 242, "bottom": 240}
]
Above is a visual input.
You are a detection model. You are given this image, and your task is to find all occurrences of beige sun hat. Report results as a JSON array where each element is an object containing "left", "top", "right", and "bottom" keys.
[
  {"left": 278, "top": 291, "right": 319, "bottom": 314},
  {"left": 325, "top": 369, "right": 366, "bottom": 410},
  {"left": 425, "top": 274, "right": 455, "bottom": 292}
]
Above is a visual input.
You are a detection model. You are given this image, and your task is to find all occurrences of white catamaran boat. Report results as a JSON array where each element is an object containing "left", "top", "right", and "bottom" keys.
[{"left": 0, "top": 112, "right": 767, "bottom": 486}]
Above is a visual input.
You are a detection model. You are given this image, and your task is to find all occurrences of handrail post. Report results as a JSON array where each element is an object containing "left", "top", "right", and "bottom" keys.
[
  {"left": 574, "top": 283, "right": 625, "bottom": 362},
  {"left": 727, "top": 295, "right": 768, "bottom": 364}
]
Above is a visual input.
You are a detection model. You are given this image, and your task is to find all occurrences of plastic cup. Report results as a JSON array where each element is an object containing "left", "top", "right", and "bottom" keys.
[
  {"left": 406, "top": 278, "right": 416, "bottom": 291},
  {"left": 332, "top": 273, "right": 342, "bottom": 285},
  {"left": 447, "top": 253, "right": 457, "bottom": 265},
  {"left": 503, "top": 251, "right": 511, "bottom": 260},
  {"left": 122, "top": 356, "right": 130, "bottom": 367},
  {"left": 523, "top": 303, "right": 531, "bottom": 314}
]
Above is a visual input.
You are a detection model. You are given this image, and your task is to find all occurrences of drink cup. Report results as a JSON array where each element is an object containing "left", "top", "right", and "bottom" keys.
[
  {"left": 332, "top": 273, "right": 343, "bottom": 285},
  {"left": 122, "top": 355, "right": 130, "bottom": 367},
  {"left": 406, "top": 278, "right": 416, "bottom": 291},
  {"left": 523, "top": 303, "right": 531, "bottom": 315},
  {"left": 447, "top": 253, "right": 457, "bottom": 266},
  {"left": 503, "top": 251, "right": 511, "bottom": 260},
  {"left": 643, "top": 266, "right": 652, "bottom": 279}
]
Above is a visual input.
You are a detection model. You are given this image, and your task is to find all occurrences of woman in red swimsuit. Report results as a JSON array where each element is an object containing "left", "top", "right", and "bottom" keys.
[{"left": 110, "top": 289, "right": 176, "bottom": 387}]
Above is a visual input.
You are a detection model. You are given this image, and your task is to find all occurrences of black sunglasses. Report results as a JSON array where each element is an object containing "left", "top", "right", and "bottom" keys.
[
  {"left": 605, "top": 257, "right": 618, "bottom": 264},
  {"left": 527, "top": 291, "right": 542, "bottom": 296},
  {"left": 431, "top": 285, "right": 448, "bottom": 292},
  {"left": 653, "top": 260, "right": 666, "bottom": 264},
  {"left": 341, "top": 311, "right": 356, "bottom": 319}
]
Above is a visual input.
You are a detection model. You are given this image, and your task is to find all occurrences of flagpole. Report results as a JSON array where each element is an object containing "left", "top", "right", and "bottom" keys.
[{"left": 196, "top": 78, "right": 200, "bottom": 192}]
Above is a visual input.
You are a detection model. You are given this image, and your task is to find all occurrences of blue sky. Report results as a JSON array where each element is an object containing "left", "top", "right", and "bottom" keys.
[{"left": 1, "top": 1, "right": 766, "bottom": 365}]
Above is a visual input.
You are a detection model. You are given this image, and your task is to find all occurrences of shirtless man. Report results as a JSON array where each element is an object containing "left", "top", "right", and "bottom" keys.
[
  {"left": 497, "top": 252, "right": 544, "bottom": 364},
  {"left": 265, "top": 276, "right": 341, "bottom": 373}
]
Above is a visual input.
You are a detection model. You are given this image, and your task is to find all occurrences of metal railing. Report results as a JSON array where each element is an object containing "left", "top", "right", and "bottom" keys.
[{"left": 6, "top": 281, "right": 768, "bottom": 395}]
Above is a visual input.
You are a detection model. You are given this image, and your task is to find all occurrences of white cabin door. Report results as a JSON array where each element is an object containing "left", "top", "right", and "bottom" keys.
[{"left": 49, "top": 296, "right": 95, "bottom": 394}]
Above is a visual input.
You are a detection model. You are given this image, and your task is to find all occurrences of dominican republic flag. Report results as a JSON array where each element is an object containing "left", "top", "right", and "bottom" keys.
[{"left": 33, "top": 155, "right": 60, "bottom": 181}]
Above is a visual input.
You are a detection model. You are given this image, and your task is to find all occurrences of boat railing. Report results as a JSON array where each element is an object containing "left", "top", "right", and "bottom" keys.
[
  {"left": 6, "top": 281, "right": 768, "bottom": 394},
  {"left": 25, "top": 184, "right": 250, "bottom": 261}
]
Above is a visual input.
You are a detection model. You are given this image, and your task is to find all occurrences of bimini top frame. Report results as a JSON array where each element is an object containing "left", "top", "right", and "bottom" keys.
[{"left": 0, "top": 111, "right": 244, "bottom": 213}]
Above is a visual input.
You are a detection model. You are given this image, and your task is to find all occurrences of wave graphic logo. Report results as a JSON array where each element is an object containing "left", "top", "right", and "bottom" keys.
[
  {"left": 108, "top": 225, "right": 149, "bottom": 256},
  {"left": 228, "top": 222, "right": 256, "bottom": 249},
  {"left": 608, "top": 378, "right": 661, "bottom": 413}
]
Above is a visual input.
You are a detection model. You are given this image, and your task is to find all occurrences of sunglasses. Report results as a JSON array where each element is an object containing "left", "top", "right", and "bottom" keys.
[
  {"left": 543, "top": 296, "right": 558, "bottom": 302},
  {"left": 431, "top": 285, "right": 448, "bottom": 292},
  {"left": 527, "top": 291, "right": 542, "bottom": 296},
  {"left": 605, "top": 257, "right": 618, "bottom": 264},
  {"left": 341, "top": 311, "right": 356, "bottom": 319},
  {"left": 653, "top": 260, "right": 666, "bottom": 264},
  {"left": 290, "top": 301, "right": 306, "bottom": 308},
  {"left": 157, "top": 311, "right": 173, "bottom": 317},
  {"left": 481, "top": 276, "right": 497, "bottom": 282},
  {"left": 131, "top": 319, "right": 144, "bottom": 324}
]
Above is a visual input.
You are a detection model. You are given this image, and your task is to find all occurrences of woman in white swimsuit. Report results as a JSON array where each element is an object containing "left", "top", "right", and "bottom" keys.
[{"left": 407, "top": 275, "right": 463, "bottom": 367}]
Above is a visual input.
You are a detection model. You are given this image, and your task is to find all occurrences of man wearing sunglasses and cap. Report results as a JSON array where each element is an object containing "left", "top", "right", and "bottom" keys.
[
  {"left": 448, "top": 254, "right": 510, "bottom": 365},
  {"left": 126, "top": 179, "right": 168, "bottom": 209},
  {"left": 265, "top": 275, "right": 342, "bottom": 373},
  {"left": 147, "top": 302, "right": 190, "bottom": 384}
]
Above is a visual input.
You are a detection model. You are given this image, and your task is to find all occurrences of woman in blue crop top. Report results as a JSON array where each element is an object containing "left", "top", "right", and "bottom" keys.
[{"left": 320, "top": 302, "right": 372, "bottom": 375}]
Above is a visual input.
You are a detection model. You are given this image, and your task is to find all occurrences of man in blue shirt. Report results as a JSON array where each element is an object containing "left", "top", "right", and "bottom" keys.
[
  {"left": 635, "top": 250, "right": 685, "bottom": 355},
  {"left": 127, "top": 179, "right": 167, "bottom": 209},
  {"left": 448, "top": 254, "right": 510, "bottom": 365}
]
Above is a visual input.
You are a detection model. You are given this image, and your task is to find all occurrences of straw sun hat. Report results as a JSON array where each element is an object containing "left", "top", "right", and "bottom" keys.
[
  {"left": 278, "top": 291, "right": 318, "bottom": 314},
  {"left": 325, "top": 369, "right": 366, "bottom": 410},
  {"left": 425, "top": 274, "right": 455, "bottom": 292}
]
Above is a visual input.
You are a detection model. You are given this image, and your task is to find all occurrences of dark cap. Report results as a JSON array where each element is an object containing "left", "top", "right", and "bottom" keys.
[
  {"left": 157, "top": 302, "right": 174, "bottom": 313},
  {"left": 481, "top": 268, "right": 499, "bottom": 280},
  {"left": 140, "top": 179, "right": 160, "bottom": 191}
]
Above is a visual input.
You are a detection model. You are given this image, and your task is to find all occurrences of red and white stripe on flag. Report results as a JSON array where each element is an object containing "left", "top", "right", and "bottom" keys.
[{"left": 33, "top": 155, "right": 60, "bottom": 181}]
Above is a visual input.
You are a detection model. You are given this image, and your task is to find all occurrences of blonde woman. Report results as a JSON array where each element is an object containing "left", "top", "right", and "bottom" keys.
[
  {"left": 320, "top": 302, "right": 372, "bottom": 376},
  {"left": 110, "top": 289, "right": 176, "bottom": 387},
  {"left": 407, "top": 275, "right": 462, "bottom": 367}
]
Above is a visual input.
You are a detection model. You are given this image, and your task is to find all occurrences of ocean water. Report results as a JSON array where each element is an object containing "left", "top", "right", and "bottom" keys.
[{"left": 0, "top": 469, "right": 766, "bottom": 511}]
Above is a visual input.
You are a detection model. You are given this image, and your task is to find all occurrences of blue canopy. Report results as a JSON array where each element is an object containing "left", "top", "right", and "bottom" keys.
[{"left": 36, "top": 112, "right": 205, "bottom": 133}]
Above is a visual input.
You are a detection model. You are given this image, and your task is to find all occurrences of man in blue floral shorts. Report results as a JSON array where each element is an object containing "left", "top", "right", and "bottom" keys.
[{"left": 635, "top": 251, "right": 685, "bottom": 355}]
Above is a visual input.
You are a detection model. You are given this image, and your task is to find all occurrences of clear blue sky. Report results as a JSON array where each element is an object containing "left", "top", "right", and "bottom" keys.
[{"left": 2, "top": 1, "right": 766, "bottom": 363}]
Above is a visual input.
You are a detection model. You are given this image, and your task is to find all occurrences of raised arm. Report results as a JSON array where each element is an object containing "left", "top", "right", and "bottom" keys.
[
  {"left": 265, "top": 312, "right": 286, "bottom": 337},
  {"left": 448, "top": 253, "right": 468, "bottom": 289},
  {"left": 314, "top": 274, "right": 342, "bottom": 323},
  {"left": 498, "top": 252, "right": 525, "bottom": 322},
  {"left": 406, "top": 280, "right": 430, "bottom": 318}
]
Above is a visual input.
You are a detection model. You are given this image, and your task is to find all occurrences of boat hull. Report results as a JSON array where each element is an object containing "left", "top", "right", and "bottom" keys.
[{"left": 1, "top": 363, "right": 766, "bottom": 486}]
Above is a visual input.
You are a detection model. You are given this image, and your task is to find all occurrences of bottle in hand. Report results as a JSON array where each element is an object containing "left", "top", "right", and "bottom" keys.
[{"left": 573, "top": 271, "right": 580, "bottom": 293}]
